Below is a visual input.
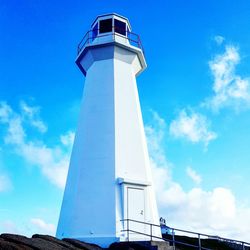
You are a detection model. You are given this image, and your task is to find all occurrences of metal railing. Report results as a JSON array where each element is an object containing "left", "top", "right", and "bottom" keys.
[
  {"left": 121, "top": 219, "right": 250, "bottom": 250},
  {"left": 77, "top": 27, "right": 144, "bottom": 55}
]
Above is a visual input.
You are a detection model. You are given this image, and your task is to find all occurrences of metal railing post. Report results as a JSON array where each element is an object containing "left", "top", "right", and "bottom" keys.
[
  {"left": 172, "top": 229, "right": 176, "bottom": 250},
  {"left": 127, "top": 219, "right": 129, "bottom": 242},
  {"left": 198, "top": 234, "right": 201, "bottom": 250},
  {"left": 242, "top": 242, "right": 245, "bottom": 250},
  {"left": 150, "top": 223, "right": 152, "bottom": 241}
]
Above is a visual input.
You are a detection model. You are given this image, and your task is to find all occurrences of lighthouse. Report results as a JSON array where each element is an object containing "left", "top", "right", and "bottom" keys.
[{"left": 56, "top": 13, "right": 162, "bottom": 247}]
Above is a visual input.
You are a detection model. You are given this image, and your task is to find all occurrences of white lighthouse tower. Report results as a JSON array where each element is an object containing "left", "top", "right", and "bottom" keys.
[{"left": 56, "top": 13, "right": 161, "bottom": 247}]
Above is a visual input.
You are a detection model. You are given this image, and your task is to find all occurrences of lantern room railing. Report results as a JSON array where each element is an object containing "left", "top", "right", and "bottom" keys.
[{"left": 77, "top": 27, "right": 144, "bottom": 55}]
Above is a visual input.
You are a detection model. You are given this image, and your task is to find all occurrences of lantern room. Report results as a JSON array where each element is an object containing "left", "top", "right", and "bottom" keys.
[
  {"left": 76, "top": 13, "right": 145, "bottom": 55},
  {"left": 91, "top": 13, "right": 131, "bottom": 40},
  {"left": 76, "top": 13, "right": 146, "bottom": 76}
]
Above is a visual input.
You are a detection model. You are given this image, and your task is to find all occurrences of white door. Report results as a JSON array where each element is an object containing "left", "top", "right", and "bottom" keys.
[{"left": 127, "top": 187, "right": 145, "bottom": 238}]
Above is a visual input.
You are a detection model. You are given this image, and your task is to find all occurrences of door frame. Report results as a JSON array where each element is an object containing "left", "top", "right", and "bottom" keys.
[
  {"left": 127, "top": 186, "right": 145, "bottom": 223},
  {"left": 118, "top": 177, "right": 151, "bottom": 239}
]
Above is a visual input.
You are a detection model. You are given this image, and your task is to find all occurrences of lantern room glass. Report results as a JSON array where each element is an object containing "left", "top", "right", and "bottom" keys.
[
  {"left": 114, "top": 19, "right": 126, "bottom": 36},
  {"left": 99, "top": 19, "right": 112, "bottom": 33}
]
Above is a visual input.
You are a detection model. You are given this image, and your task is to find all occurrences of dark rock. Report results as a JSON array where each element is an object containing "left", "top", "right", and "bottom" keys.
[
  {"left": 28, "top": 238, "right": 67, "bottom": 250},
  {"left": 0, "top": 234, "right": 37, "bottom": 249},
  {"left": 0, "top": 238, "right": 33, "bottom": 250},
  {"left": 0, "top": 233, "right": 104, "bottom": 250},
  {"left": 0, "top": 233, "right": 66, "bottom": 249},
  {"left": 63, "top": 238, "right": 103, "bottom": 250},
  {"left": 32, "top": 235, "right": 77, "bottom": 249}
]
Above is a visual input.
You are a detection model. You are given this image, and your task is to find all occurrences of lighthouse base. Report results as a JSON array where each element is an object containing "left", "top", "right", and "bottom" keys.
[
  {"left": 74, "top": 236, "right": 120, "bottom": 248},
  {"left": 74, "top": 235, "right": 163, "bottom": 248}
]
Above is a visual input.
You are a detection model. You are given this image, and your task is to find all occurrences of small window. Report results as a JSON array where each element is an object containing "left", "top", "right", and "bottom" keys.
[
  {"left": 99, "top": 19, "right": 112, "bottom": 33},
  {"left": 92, "top": 23, "right": 98, "bottom": 40},
  {"left": 114, "top": 19, "right": 126, "bottom": 36}
]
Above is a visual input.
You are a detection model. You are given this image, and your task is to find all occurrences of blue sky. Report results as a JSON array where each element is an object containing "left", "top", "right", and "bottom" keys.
[{"left": 1, "top": 0, "right": 250, "bottom": 241}]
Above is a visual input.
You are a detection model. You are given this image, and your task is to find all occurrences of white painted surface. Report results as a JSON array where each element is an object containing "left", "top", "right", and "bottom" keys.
[
  {"left": 57, "top": 14, "right": 162, "bottom": 248},
  {"left": 127, "top": 187, "right": 146, "bottom": 239},
  {"left": 128, "top": 188, "right": 145, "bottom": 222}
]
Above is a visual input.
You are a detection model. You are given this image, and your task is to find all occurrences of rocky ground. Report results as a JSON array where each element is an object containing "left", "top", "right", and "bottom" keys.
[
  {"left": 0, "top": 234, "right": 151, "bottom": 250},
  {"left": 1, "top": 233, "right": 247, "bottom": 250}
]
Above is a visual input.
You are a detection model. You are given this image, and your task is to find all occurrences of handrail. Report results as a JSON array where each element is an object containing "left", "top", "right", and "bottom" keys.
[
  {"left": 121, "top": 219, "right": 250, "bottom": 250},
  {"left": 77, "top": 27, "right": 144, "bottom": 55},
  {"left": 121, "top": 228, "right": 212, "bottom": 250}
]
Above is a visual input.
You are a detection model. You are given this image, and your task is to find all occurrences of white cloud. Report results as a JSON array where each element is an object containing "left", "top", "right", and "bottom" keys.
[
  {"left": 0, "top": 102, "right": 12, "bottom": 123},
  {"left": 60, "top": 131, "right": 75, "bottom": 147},
  {"left": 186, "top": 166, "right": 202, "bottom": 185},
  {"left": 20, "top": 142, "right": 70, "bottom": 188},
  {"left": 146, "top": 111, "right": 250, "bottom": 242},
  {"left": 162, "top": 187, "right": 236, "bottom": 230},
  {"left": 0, "top": 101, "right": 73, "bottom": 189},
  {"left": 145, "top": 112, "right": 173, "bottom": 199},
  {"left": 0, "top": 218, "right": 56, "bottom": 236},
  {"left": 145, "top": 111, "right": 170, "bottom": 169},
  {"left": 205, "top": 45, "right": 250, "bottom": 111},
  {"left": 0, "top": 174, "right": 12, "bottom": 192},
  {"left": 20, "top": 101, "right": 47, "bottom": 133},
  {"left": 159, "top": 185, "right": 250, "bottom": 242},
  {"left": 4, "top": 117, "right": 26, "bottom": 145},
  {"left": 169, "top": 109, "right": 217, "bottom": 147},
  {"left": 30, "top": 218, "right": 56, "bottom": 235},
  {"left": 214, "top": 35, "right": 225, "bottom": 45}
]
